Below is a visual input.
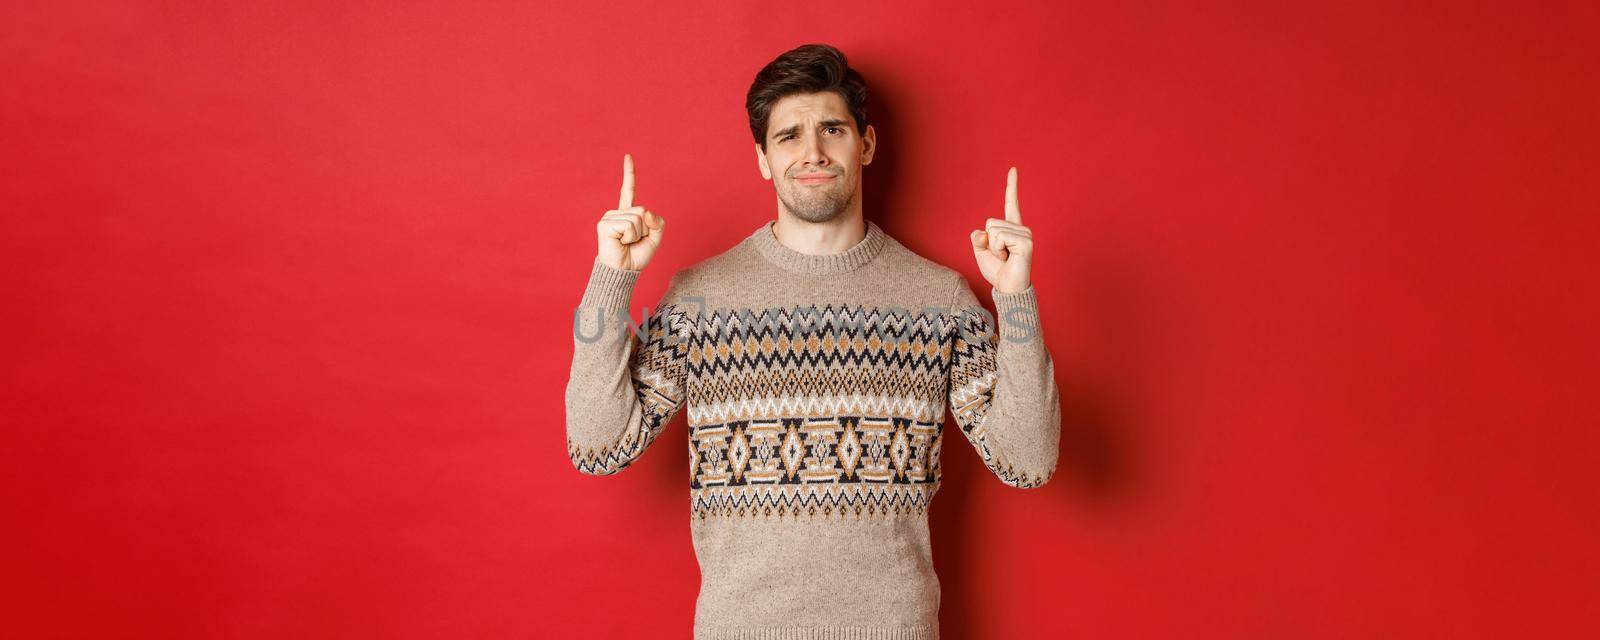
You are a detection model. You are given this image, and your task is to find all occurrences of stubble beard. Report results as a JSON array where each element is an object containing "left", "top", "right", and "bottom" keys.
[{"left": 777, "top": 173, "right": 854, "bottom": 223}]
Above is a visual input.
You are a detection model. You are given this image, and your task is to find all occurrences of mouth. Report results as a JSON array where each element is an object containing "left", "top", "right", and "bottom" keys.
[{"left": 794, "top": 174, "right": 836, "bottom": 185}]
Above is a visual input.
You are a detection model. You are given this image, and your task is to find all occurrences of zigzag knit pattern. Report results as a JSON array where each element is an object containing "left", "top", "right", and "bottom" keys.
[{"left": 569, "top": 297, "right": 1049, "bottom": 514}]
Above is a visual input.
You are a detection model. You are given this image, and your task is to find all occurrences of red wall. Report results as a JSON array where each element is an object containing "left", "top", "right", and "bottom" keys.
[{"left": 3, "top": 1, "right": 1595, "bottom": 637}]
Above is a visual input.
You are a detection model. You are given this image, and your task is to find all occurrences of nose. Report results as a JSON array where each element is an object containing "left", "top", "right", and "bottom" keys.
[{"left": 802, "top": 132, "right": 828, "bottom": 169}]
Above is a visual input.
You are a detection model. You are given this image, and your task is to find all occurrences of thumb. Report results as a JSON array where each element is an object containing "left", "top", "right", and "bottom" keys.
[
  {"left": 646, "top": 212, "right": 665, "bottom": 244},
  {"left": 970, "top": 230, "right": 988, "bottom": 252}
]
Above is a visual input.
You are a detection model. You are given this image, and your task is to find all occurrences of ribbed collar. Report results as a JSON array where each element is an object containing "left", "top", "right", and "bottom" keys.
[{"left": 748, "top": 219, "right": 889, "bottom": 276}]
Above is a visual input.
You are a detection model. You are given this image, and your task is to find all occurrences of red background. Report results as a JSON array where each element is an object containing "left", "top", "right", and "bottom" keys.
[{"left": 3, "top": 1, "right": 1596, "bottom": 638}]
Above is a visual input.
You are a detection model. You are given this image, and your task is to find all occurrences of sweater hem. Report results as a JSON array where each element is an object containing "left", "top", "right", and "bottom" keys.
[{"left": 695, "top": 625, "right": 937, "bottom": 639}]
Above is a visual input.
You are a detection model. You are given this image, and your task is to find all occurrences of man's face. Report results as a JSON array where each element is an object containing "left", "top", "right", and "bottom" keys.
[{"left": 756, "top": 91, "right": 876, "bottom": 223}]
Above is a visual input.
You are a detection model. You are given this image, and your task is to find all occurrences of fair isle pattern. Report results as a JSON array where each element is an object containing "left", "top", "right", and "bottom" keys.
[
  {"left": 567, "top": 303, "right": 693, "bottom": 476},
  {"left": 948, "top": 304, "right": 1053, "bottom": 489},
  {"left": 567, "top": 296, "right": 1052, "bottom": 495},
  {"left": 678, "top": 301, "right": 1034, "bottom": 519},
  {"left": 688, "top": 416, "right": 942, "bottom": 520},
  {"left": 685, "top": 304, "right": 951, "bottom": 425}
]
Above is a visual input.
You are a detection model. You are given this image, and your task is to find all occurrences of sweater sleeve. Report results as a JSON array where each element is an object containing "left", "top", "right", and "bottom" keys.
[
  {"left": 565, "top": 257, "right": 693, "bottom": 476},
  {"left": 945, "top": 275, "right": 1062, "bottom": 488}
]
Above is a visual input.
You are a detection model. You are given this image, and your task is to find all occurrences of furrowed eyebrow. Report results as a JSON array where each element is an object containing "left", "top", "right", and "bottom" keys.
[{"left": 771, "top": 119, "right": 852, "bottom": 140}]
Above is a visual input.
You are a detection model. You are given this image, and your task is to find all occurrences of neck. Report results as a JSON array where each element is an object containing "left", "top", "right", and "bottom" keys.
[
  {"left": 771, "top": 212, "right": 867, "bottom": 255},
  {"left": 750, "top": 216, "right": 889, "bottom": 276}
]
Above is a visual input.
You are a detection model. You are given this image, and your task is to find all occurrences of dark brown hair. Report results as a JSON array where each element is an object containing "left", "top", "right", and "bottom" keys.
[{"left": 746, "top": 43, "right": 871, "bottom": 152}]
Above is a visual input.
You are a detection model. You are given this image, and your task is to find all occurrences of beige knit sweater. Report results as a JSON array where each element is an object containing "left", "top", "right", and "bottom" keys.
[{"left": 566, "top": 218, "right": 1062, "bottom": 640}]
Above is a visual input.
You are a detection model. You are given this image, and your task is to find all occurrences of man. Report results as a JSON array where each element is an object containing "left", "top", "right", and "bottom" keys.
[{"left": 566, "top": 42, "right": 1061, "bottom": 640}]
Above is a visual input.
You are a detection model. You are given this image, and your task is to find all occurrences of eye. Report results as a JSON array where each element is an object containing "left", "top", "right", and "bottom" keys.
[{"left": 825, "top": 126, "right": 842, "bottom": 134}]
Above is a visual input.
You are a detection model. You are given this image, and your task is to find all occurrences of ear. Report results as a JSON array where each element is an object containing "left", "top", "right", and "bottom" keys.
[
  {"left": 755, "top": 143, "right": 772, "bottom": 180},
  {"left": 861, "top": 124, "right": 877, "bottom": 166}
]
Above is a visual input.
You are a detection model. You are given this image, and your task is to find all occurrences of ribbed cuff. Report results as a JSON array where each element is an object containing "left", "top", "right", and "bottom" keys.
[
  {"left": 991, "top": 284, "right": 1042, "bottom": 342},
  {"left": 579, "top": 256, "right": 641, "bottom": 309}
]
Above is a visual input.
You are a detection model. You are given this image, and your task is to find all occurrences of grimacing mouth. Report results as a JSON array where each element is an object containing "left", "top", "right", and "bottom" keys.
[{"left": 790, "top": 169, "right": 842, "bottom": 181}]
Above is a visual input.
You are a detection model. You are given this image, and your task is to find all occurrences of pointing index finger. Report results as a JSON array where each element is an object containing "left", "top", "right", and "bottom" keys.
[
  {"left": 1004, "top": 166, "right": 1021, "bottom": 223},
  {"left": 619, "top": 153, "right": 635, "bottom": 209}
]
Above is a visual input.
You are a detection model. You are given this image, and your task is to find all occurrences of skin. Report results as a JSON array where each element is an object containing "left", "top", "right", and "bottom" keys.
[
  {"left": 594, "top": 92, "right": 1035, "bottom": 293},
  {"left": 753, "top": 91, "right": 875, "bottom": 254}
]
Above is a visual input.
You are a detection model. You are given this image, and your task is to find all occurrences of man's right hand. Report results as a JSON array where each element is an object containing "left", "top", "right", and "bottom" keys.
[{"left": 596, "top": 153, "right": 665, "bottom": 272}]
